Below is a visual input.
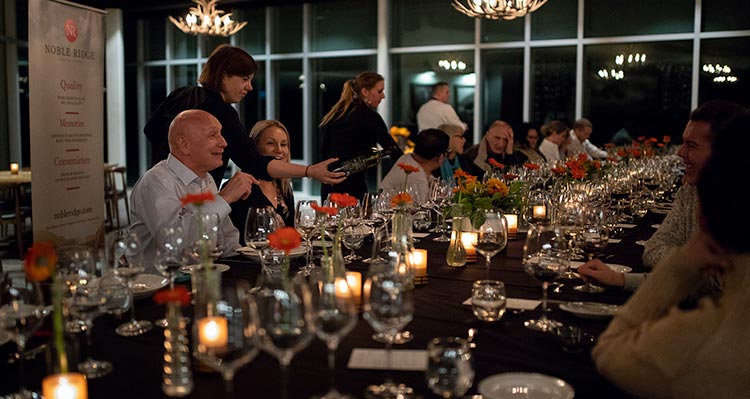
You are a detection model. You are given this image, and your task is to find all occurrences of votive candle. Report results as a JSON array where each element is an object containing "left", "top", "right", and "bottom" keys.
[
  {"left": 42, "top": 373, "right": 88, "bottom": 399},
  {"left": 345, "top": 271, "right": 362, "bottom": 307},
  {"left": 461, "top": 232, "right": 477, "bottom": 260},
  {"left": 505, "top": 214, "right": 518, "bottom": 239},
  {"left": 533, "top": 205, "right": 547, "bottom": 219},
  {"left": 197, "top": 317, "right": 228, "bottom": 348},
  {"left": 410, "top": 249, "right": 428, "bottom": 278},
  {"left": 9, "top": 163, "right": 19, "bottom": 174}
]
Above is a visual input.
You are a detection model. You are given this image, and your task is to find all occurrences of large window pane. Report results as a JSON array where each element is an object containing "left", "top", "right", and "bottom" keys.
[
  {"left": 531, "top": 47, "right": 576, "bottom": 126},
  {"left": 392, "top": 0, "right": 474, "bottom": 47},
  {"left": 531, "top": 0, "right": 577, "bottom": 40},
  {"left": 392, "top": 51, "right": 475, "bottom": 135},
  {"left": 271, "top": 5, "right": 302, "bottom": 53},
  {"left": 311, "top": 56, "right": 377, "bottom": 195},
  {"left": 273, "top": 60, "right": 303, "bottom": 160},
  {"left": 312, "top": 0, "right": 377, "bottom": 51},
  {"left": 702, "top": 0, "right": 750, "bottom": 32},
  {"left": 699, "top": 38, "right": 750, "bottom": 107},
  {"left": 0, "top": 42, "right": 7, "bottom": 166},
  {"left": 169, "top": 23, "right": 197, "bottom": 59},
  {"left": 482, "top": 18, "right": 524, "bottom": 43},
  {"left": 145, "top": 67, "right": 166, "bottom": 167},
  {"left": 585, "top": 0, "right": 693, "bottom": 37},
  {"left": 583, "top": 41, "right": 693, "bottom": 146},
  {"left": 170, "top": 65, "right": 198, "bottom": 90},
  {"left": 483, "top": 49, "right": 524, "bottom": 130},
  {"left": 235, "top": 7, "right": 266, "bottom": 56},
  {"left": 201, "top": 35, "right": 230, "bottom": 58},
  {"left": 143, "top": 16, "right": 167, "bottom": 61}
]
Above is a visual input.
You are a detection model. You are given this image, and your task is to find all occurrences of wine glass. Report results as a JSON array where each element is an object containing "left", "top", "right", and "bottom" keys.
[
  {"left": 193, "top": 280, "right": 259, "bottom": 397},
  {"left": 193, "top": 212, "right": 222, "bottom": 260},
  {"left": 295, "top": 200, "right": 319, "bottom": 274},
  {"left": 308, "top": 266, "right": 358, "bottom": 399},
  {"left": 472, "top": 210, "right": 508, "bottom": 276},
  {"left": 412, "top": 209, "right": 432, "bottom": 232},
  {"left": 0, "top": 277, "right": 49, "bottom": 399},
  {"left": 69, "top": 284, "right": 112, "bottom": 378},
  {"left": 112, "top": 232, "right": 152, "bottom": 336},
  {"left": 425, "top": 337, "right": 475, "bottom": 398},
  {"left": 250, "top": 274, "right": 315, "bottom": 399},
  {"left": 363, "top": 262, "right": 415, "bottom": 398},
  {"left": 557, "top": 201, "right": 585, "bottom": 278},
  {"left": 342, "top": 224, "right": 368, "bottom": 262},
  {"left": 522, "top": 224, "right": 568, "bottom": 332},
  {"left": 574, "top": 208, "right": 609, "bottom": 293},
  {"left": 362, "top": 224, "right": 387, "bottom": 264},
  {"left": 154, "top": 227, "right": 189, "bottom": 327},
  {"left": 245, "top": 207, "right": 279, "bottom": 249}
]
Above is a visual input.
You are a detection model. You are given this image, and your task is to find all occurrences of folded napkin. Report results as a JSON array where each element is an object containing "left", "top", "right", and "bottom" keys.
[{"left": 348, "top": 348, "right": 427, "bottom": 371}]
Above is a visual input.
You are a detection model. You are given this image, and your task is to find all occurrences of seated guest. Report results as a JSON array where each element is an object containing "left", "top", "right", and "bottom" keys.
[
  {"left": 227, "top": 120, "right": 295, "bottom": 241},
  {"left": 579, "top": 100, "right": 746, "bottom": 290},
  {"left": 513, "top": 122, "right": 544, "bottom": 163},
  {"left": 465, "top": 120, "right": 524, "bottom": 176},
  {"left": 538, "top": 120, "right": 570, "bottom": 163},
  {"left": 379, "top": 129, "right": 449, "bottom": 202},
  {"left": 436, "top": 123, "right": 471, "bottom": 181},
  {"left": 565, "top": 118, "right": 607, "bottom": 160},
  {"left": 592, "top": 111, "right": 750, "bottom": 399},
  {"left": 130, "top": 110, "right": 256, "bottom": 269}
]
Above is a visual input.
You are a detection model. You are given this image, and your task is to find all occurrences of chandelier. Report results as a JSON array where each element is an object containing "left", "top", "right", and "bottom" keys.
[
  {"left": 169, "top": 0, "right": 247, "bottom": 37},
  {"left": 452, "top": 0, "right": 549, "bottom": 20}
]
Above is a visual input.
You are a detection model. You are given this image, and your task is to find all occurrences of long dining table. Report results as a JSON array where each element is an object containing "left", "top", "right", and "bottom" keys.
[{"left": 0, "top": 210, "right": 667, "bottom": 399}]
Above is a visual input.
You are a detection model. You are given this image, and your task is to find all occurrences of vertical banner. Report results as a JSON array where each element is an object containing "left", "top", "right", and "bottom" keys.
[{"left": 29, "top": 0, "right": 106, "bottom": 248}]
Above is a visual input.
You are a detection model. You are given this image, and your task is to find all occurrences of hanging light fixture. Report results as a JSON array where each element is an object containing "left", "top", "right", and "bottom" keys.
[
  {"left": 452, "top": 0, "right": 549, "bottom": 20},
  {"left": 169, "top": 0, "right": 247, "bottom": 37}
]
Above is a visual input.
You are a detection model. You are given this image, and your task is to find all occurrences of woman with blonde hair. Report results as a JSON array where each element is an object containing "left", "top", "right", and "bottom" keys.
[
  {"left": 319, "top": 71, "right": 401, "bottom": 200},
  {"left": 227, "top": 120, "right": 295, "bottom": 241},
  {"left": 538, "top": 120, "right": 570, "bottom": 162}
]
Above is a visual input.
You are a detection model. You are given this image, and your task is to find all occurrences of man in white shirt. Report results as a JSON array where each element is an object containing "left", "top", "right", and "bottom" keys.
[
  {"left": 129, "top": 109, "right": 257, "bottom": 270},
  {"left": 565, "top": 118, "right": 608, "bottom": 159},
  {"left": 379, "top": 129, "right": 449, "bottom": 202},
  {"left": 416, "top": 82, "right": 468, "bottom": 132}
]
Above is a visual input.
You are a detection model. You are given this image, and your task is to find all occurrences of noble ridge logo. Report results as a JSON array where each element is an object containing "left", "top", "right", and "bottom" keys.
[{"left": 64, "top": 19, "right": 78, "bottom": 43}]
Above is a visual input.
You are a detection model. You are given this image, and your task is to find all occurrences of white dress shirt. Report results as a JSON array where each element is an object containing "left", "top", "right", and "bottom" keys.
[
  {"left": 378, "top": 154, "right": 432, "bottom": 203},
  {"left": 566, "top": 130, "right": 608, "bottom": 159},
  {"left": 416, "top": 99, "right": 468, "bottom": 132},
  {"left": 539, "top": 138, "right": 562, "bottom": 163},
  {"left": 129, "top": 154, "right": 240, "bottom": 271}
]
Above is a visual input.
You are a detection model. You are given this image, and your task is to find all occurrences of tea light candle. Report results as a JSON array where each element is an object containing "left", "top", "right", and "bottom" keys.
[
  {"left": 411, "top": 249, "right": 427, "bottom": 278},
  {"left": 533, "top": 205, "right": 547, "bottom": 219},
  {"left": 345, "top": 271, "right": 362, "bottom": 306},
  {"left": 9, "top": 163, "right": 19, "bottom": 174},
  {"left": 42, "top": 373, "right": 88, "bottom": 399},
  {"left": 198, "top": 316, "right": 228, "bottom": 348},
  {"left": 505, "top": 214, "right": 518, "bottom": 239},
  {"left": 461, "top": 232, "right": 477, "bottom": 261}
]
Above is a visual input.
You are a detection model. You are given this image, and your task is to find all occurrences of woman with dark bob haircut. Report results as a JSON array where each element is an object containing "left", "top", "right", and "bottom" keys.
[{"left": 145, "top": 44, "right": 345, "bottom": 187}]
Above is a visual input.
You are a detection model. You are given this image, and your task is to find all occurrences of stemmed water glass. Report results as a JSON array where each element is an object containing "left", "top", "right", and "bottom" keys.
[
  {"left": 0, "top": 276, "right": 49, "bottom": 399},
  {"left": 425, "top": 337, "right": 475, "bottom": 398},
  {"left": 155, "top": 226, "right": 189, "bottom": 327},
  {"left": 522, "top": 224, "right": 568, "bottom": 332},
  {"left": 250, "top": 274, "right": 315, "bottom": 399},
  {"left": 295, "top": 200, "right": 319, "bottom": 274},
  {"left": 363, "top": 262, "right": 415, "bottom": 398},
  {"left": 193, "top": 280, "right": 259, "bottom": 397},
  {"left": 472, "top": 210, "right": 508, "bottom": 276},
  {"left": 69, "top": 285, "right": 112, "bottom": 378},
  {"left": 112, "top": 232, "right": 152, "bottom": 336},
  {"left": 574, "top": 208, "right": 609, "bottom": 293},
  {"left": 342, "top": 224, "right": 368, "bottom": 263},
  {"left": 308, "top": 267, "right": 358, "bottom": 399},
  {"left": 245, "top": 207, "right": 280, "bottom": 249}
]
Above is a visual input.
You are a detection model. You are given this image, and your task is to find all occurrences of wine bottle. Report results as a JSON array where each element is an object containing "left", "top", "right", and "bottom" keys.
[{"left": 328, "top": 147, "right": 398, "bottom": 176}]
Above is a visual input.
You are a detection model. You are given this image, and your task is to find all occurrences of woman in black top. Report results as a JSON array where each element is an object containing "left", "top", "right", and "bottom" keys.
[
  {"left": 319, "top": 71, "right": 401, "bottom": 201},
  {"left": 228, "top": 120, "right": 295, "bottom": 244}
]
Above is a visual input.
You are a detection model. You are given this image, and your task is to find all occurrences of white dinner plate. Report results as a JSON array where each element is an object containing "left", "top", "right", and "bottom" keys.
[
  {"left": 237, "top": 245, "right": 307, "bottom": 262},
  {"left": 179, "top": 263, "right": 230, "bottom": 274},
  {"left": 130, "top": 274, "right": 169, "bottom": 298},
  {"left": 559, "top": 301, "right": 619, "bottom": 319},
  {"left": 478, "top": 372, "right": 575, "bottom": 399},
  {"left": 569, "top": 261, "right": 632, "bottom": 274}
]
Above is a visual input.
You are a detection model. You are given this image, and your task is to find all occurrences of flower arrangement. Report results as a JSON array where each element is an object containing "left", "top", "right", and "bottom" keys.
[
  {"left": 523, "top": 162, "right": 541, "bottom": 170},
  {"left": 24, "top": 243, "right": 65, "bottom": 368},
  {"left": 310, "top": 193, "right": 357, "bottom": 259},
  {"left": 390, "top": 126, "right": 415, "bottom": 154},
  {"left": 551, "top": 153, "right": 604, "bottom": 181},
  {"left": 397, "top": 162, "right": 420, "bottom": 192},
  {"left": 452, "top": 169, "right": 524, "bottom": 228},
  {"left": 391, "top": 192, "right": 413, "bottom": 209},
  {"left": 612, "top": 135, "right": 672, "bottom": 161},
  {"left": 266, "top": 227, "right": 303, "bottom": 276}
]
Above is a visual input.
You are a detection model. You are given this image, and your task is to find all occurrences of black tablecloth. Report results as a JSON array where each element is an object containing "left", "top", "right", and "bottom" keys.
[{"left": 1, "top": 212, "right": 666, "bottom": 399}]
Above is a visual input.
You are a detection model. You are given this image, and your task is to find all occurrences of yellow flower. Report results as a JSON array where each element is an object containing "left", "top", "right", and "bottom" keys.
[{"left": 486, "top": 178, "right": 509, "bottom": 196}]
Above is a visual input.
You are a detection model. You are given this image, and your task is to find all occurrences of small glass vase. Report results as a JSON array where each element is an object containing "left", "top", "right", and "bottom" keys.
[
  {"left": 162, "top": 303, "right": 193, "bottom": 397},
  {"left": 391, "top": 209, "right": 413, "bottom": 253},
  {"left": 446, "top": 217, "right": 467, "bottom": 267}
]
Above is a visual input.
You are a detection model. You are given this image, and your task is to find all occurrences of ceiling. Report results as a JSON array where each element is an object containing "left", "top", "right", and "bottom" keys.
[{"left": 75, "top": 0, "right": 308, "bottom": 14}]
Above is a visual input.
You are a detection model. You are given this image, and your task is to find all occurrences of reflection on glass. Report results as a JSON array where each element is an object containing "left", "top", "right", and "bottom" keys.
[{"left": 311, "top": 0, "right": 377, "bottom": 51}]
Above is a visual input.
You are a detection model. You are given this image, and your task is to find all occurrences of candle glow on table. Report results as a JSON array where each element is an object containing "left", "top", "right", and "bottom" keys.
[
  {"left": 197, "top": 317, "right": 228, "bottom": 348},
  {"left": 410, "top": 249, "right": 427, "bottom": 278},
  {"left": 345, "top": 271, "right": 362, "bottom": 306},
  {"left": 505, "top": 214, "right": 518, "bottom": 239},
  {"left": 9, "top": 163, "right": 19, "bottom": 174},
  {"left": 533, "top": 205, "right": 547, "bottom": 219},
  {"left": 42, "top": 373, "right": 88, "bottom": 399},
  {"left": 461, "top": 232, "right": 477, "bottom": 258}
]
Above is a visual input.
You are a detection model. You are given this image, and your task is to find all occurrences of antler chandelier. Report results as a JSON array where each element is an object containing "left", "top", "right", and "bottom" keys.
[
  {"left": 169, "top": 0, "right": 247, "bottom": 37},
  {"left": 452, "top": 0, "right": 549, "bottom": 20}
]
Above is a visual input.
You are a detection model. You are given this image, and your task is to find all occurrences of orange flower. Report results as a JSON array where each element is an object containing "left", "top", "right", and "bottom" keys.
[
  {"left": 551, "top": 166, "right": 566, "bottom": 175},
  {"left": 486, "top": 178, "right": 509, "bottom": 196},
  {"left": 637, "top": 136, "right": 646, "bottom": 141},
  {"left": 453, "top": 168, "right": 473, "bottom": 180},
  {"left": 663, "top": 135, "right": 671, "bottom": 144},
  {"left": 607, "top": 157, "right": 619, "bottom": 163},
  {"left": 657, "top": 143, "right": 665, "bottom": 148},
  {"left": 180, "top": 192, "right": 215, "bottom": 207},
  {"left": 647, "top": 137, "right": 658, "bottom": 143},
  {"left": 629, "top": 149, "right": 643, "bottom": 157},
  {"left": 329, "top": 193, "right": 358, "bottom": 207},
  {"left": 523, "top": 162, "right": 540, "bottom": 170},
  {"left": 570, "top": 168, "right": 586, "bottom": 180},
  {"left": 390, "top": 192, "right": 413, "bottom": 208},
  {"left": 592, "top": 160, "right": 602, "bottom": 169},
  {"left": 154, "top": 286, "right": 191, "bottom": 306},
  {"left": 268, "top": 227, "right": 302, "bottom": 254},
  {"left": 24, "top": 242, "right": 57, "bottom": 282},
  {"left": 604, "top": 143, "right": 615, "bottom": 148},
  {"left": 311, "top": 203, "right": 338, "bottom": 216},
  {"left": 398, "top": 163, "right": 420, "bottom": 174},
  {"left": 503, "top": 173, "right": 519, "bottom": 181},
  {"left": 616, "top": 149, "right": 627, "bottom": 157},
  {"left": 488, "top": 158, "right": 504, "bottom": 169}
]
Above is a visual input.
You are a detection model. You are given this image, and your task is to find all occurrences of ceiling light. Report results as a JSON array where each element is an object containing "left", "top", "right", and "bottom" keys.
[
  {"left": 169, "top": 0, "right": 247, "bottom": 37},
  {"left": 452, "top": 0, "right": 548, "bottom": 21}
]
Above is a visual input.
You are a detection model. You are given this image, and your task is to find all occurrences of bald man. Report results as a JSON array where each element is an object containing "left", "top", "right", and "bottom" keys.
[{"left": 129, "top": 109, "right": 258, "bottom": 269}]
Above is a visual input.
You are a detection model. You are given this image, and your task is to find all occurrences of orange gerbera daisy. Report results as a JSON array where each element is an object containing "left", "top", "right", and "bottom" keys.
[
  {"left": 154, "top": 286, "right": 191, "bottom": 307},
  {"left": 663, "top": 135, "right": 671, "bottom": 144},
  {"left": 180, "top": 192, "right": 215, "bottom": 207},
  {"left": 523, "top": 162, "right": 540, "bottom": 170},
  {"left": 390, "top": 192, "right": 413, "bottom": 208},
  {"left": 24, "top": 242, "right": 58, "bottom": 282},
  {"left": 268, "top": 227, "right": 302, "bottom": 254},
  {"left": 329, "top": 193, "right": 358, "bottom": 207},
  {"left": 488, "top": 158, "right": 504, "bottom": 169},
  {"left": 398, "top": 163, "right": 420, "bottom": 174},
  {"left": 311, "top": 203, "right": 338, "bottom": 216},
  {"left": 453, "top": 168, "right": 473, "bottom": 180}
]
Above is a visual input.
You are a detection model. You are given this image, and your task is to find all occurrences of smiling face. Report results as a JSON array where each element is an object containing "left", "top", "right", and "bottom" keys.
[
  {"left": 220, "top": 74, "right": 254, "bottom": 104},
  {"left": 360, "top": 80, "right": 385, "bottom": 108},
  {"left": 256, "top": 126, "right": 290, "bottom": 162},
  {"left": 677, "top": 120, "right": 713, "bottom": 185},
  {"left": 170, "top": 110, "right": 227, "bottom": 176}
]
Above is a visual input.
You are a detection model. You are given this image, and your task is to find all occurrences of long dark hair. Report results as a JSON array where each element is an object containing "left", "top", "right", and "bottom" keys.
[
  {"left": 198, "top": 44, "right": 258, "bottom": 92},
  {"left": 319, "top": 71, "right": 383, "bottom": 127}
]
